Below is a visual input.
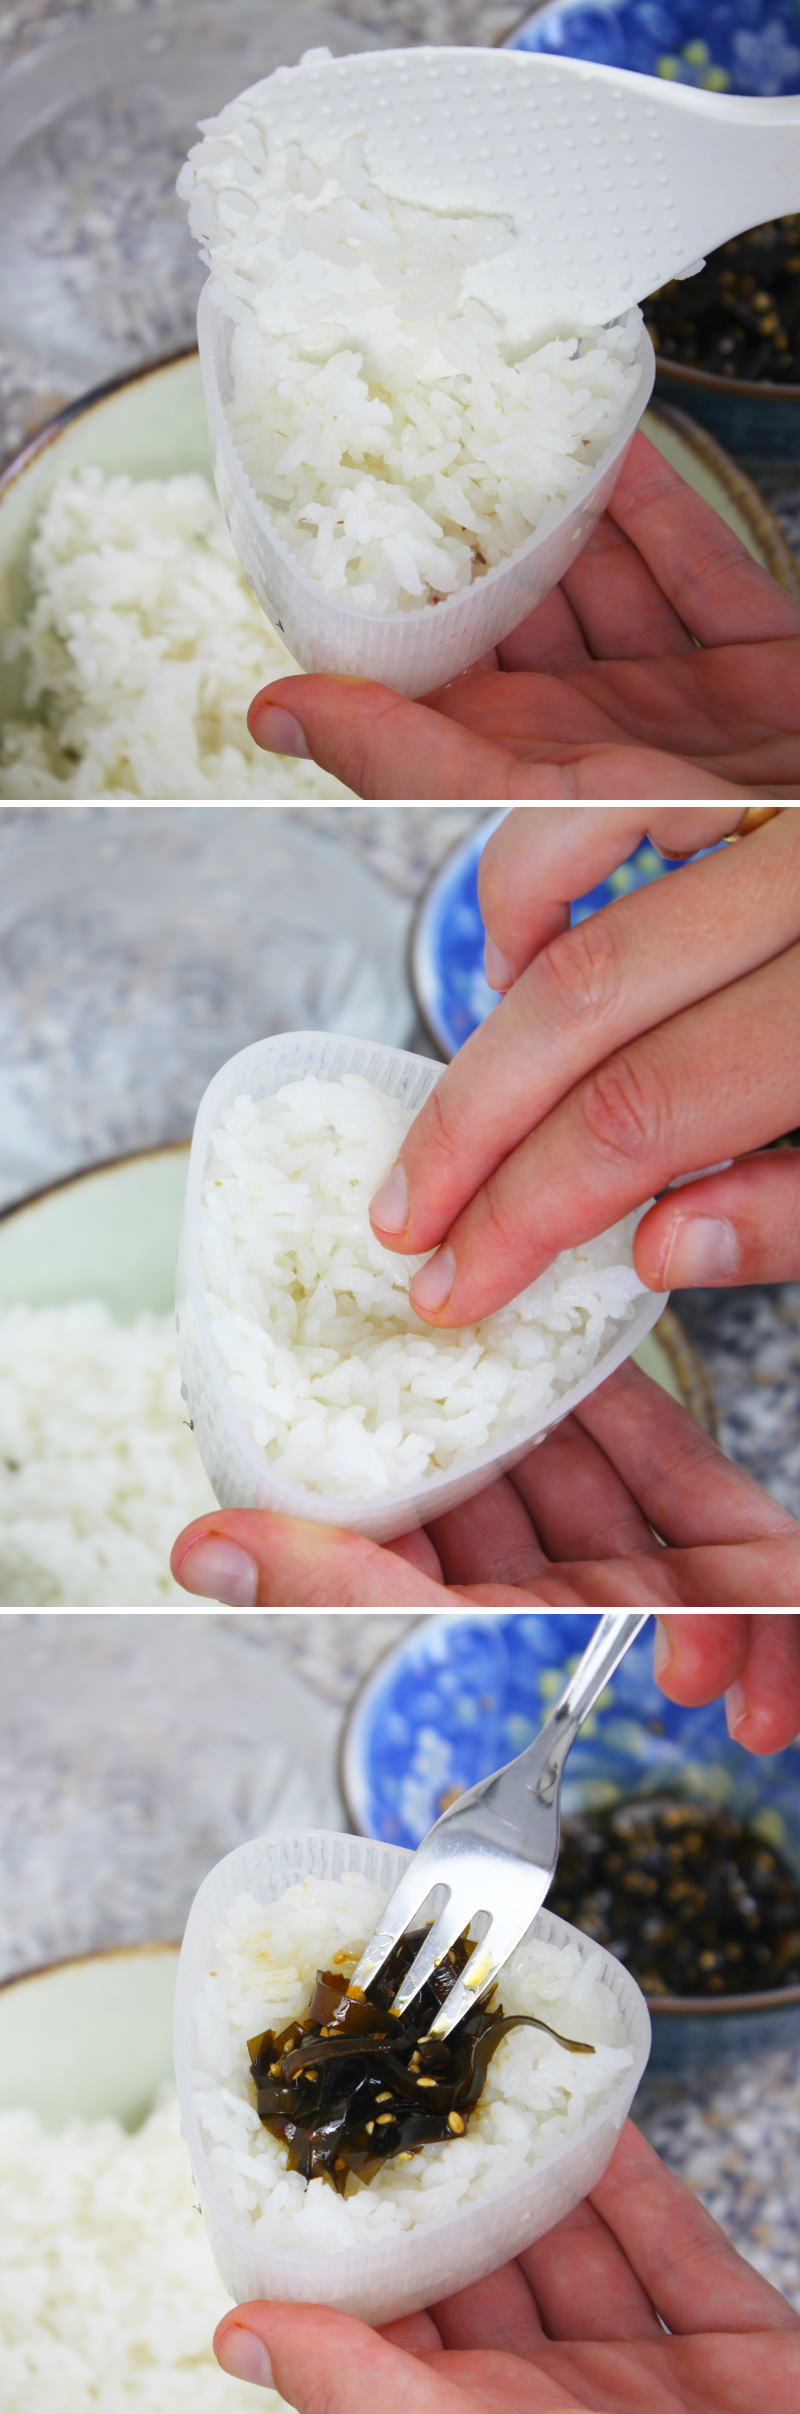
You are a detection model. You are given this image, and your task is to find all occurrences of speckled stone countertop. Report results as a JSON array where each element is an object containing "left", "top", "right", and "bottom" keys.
[
  {"left": 2, "top": 0, "right": 799, "bottom": 566},
  {"left": 2, "top": 1608, "right": 799, "bottom": 2314},
  {"left": 1, "top": 800, "right": 798, "bottom": 1509}
]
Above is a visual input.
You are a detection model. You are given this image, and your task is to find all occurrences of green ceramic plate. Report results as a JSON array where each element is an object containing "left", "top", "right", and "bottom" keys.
[
  {"left": 0, "top": 1944, "right": 178, "bottom": 2129},
  {"left": 0, "top": 1144, "right": 714, "bottom": 1430},
  {"left": 1, "top": 352, "right": 797, "bottom": 723},
  {"left": 0, "top": 1146, "right": 189, "bottom": 1321}
]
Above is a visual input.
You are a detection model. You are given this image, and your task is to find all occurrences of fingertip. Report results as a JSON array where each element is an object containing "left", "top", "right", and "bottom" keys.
[
  {"left": 726, "top": 1685, "right": 800, "bottom": 1755},
  {"left": 214, "top": 2319, "right": 274, "bottom": 2389},
  {"left": 369, "top": 1161, "right": 409, "bottom": 1237},
  {"left": 653, "top": 1612, "right": 749, "bottom": 1707},
  {"left": 484, "top": 936, "right": 515, "bottom": 993}
]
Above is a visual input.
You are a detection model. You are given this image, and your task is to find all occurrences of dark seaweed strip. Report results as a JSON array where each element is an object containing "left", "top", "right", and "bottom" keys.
[{"left": 248, "top": 1926, "right": 593, "bottom": 2194}]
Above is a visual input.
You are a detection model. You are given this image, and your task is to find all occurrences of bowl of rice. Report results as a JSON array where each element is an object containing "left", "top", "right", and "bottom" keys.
[
  {"left": 177, "top": 1029, "right": 668, "bottom": 1541},
  {"left": 0, "top": 352, "right": 351, "bottom": 800},
  {"left": 0, "top": 1942, "right": 288, "bottom": 2411},
  {"left": 0, "top": 1146, "right": 217, "bottom": 1607},
  {"left": 175, "top": 1825, "right": 651, "bottom": 2325}
]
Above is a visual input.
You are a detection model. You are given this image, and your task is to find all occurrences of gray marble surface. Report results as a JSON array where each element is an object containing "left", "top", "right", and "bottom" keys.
[
  {"left": 1, "top": 799, "right": 798, "bottom": 1510},
  {"left": 2, "top": 1608, "right": 798, "bottom": 2314}
]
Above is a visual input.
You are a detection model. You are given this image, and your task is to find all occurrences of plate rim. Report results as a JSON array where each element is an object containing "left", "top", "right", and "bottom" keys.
[
  {"left": 0, "top": 1938, "right": 180, "bottom": 1998},
  {"left": 0, "top": 1138, "right": 191, "bottom": 1232}
]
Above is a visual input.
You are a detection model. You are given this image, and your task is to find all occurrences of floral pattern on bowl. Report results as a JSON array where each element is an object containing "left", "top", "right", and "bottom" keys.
[
  {"left": 410, "top": 813, "right": 695, "bottom": 1061},
  {"left": 342, "top": 1612, "right": 800, "bottom": 1875},
  {"left": 506, "top": 2, "right": 800, "bottom": 99}
]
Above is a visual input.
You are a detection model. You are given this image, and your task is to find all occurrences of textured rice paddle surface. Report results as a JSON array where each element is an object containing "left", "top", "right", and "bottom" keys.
[
  {"left": 193, "top": 1874, "right": 634, "bottom": 2250},
  {"left": 0, "top": 468, "right": 351, "bottom": 800},
  {"left": 179, "top": 85, "right": 642, "bottom": 613},
  {"left": 201, "top": 1073, "right": 647, "bottom": 1498},
  {"left": 0, "top": 2094, "right": 288, "bottom": 2412},
  {"left": 0, "top": 1303, "right": 214, "bottom": 1606}
]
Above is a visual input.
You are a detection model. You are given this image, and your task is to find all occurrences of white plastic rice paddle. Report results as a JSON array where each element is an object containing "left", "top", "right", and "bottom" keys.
[
  {"left": 174, "top": 1827, "right": 651, "bottom": 2324},
  {"left": 176, "top": 1030, "right": 667, "bottom": 1543},
  {"left": 187, "top": 46, "right": 800, "bottom": 696}
]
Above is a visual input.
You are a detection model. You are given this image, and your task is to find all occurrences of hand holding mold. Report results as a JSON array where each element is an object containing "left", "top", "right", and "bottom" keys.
[
  {"left": 211, "top": 2122, "right": 800, "bottom": 2408},
  {"left": 172, "top": 1359, "right": 800, "bottom": 1623}
]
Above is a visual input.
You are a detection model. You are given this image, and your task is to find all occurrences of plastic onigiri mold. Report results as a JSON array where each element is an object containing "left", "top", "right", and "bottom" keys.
[
  {"left": 174, "top": 1827, "right": 652, "bottom": 2325},
  {"left": 176, "top": 1030, "right": 668, "bottom": 1544},
  {"left": 183, "top": 47, "right": 799, "bottom": 695}
]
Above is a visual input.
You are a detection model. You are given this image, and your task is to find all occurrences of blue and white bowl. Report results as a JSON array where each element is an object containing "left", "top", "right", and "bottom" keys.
[
  {"left": 411, "top": 812, "right": 692, "bottom": 1062},
  {"left": 341, "top": 1612, "right": 800, "bottom": 2070},
  {"left": 506, "top": 2, "right": 800, "bottom": 96}
]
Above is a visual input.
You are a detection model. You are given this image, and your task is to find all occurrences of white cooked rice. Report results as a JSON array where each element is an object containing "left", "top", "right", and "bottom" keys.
[
  {"left": 0, "top": 468, "right": 350, "bottom": 801},
  {"left": 179, "top": 78, "right": 642, "bottom": 613},
  {"left": 0, "top": 1303, "right": 214, "bottom": 1607},
  {"left": 193, "top": 1873, "right": 633, "bottom": 2252},
  {"left": 201, "top": 1073, "right": 647, "bottom": 1498},
  {"left": 0, "top": 2093, "right": 288, "bottom": 2412}
]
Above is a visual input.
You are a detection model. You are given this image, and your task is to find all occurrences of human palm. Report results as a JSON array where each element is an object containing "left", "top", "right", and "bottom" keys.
[
  {"left": 173, "top": 1359, "right": 800, "bottom": 1612},
  {"left": 248, "top": 434, "right": 800, "bottom": 799},
  {"left": 215, "top": 2125, "right": 800, "bottom": 2412}
]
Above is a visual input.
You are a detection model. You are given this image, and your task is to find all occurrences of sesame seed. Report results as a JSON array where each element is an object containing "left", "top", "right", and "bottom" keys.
[
  {"left": 447, "top": 2111, "right": 466, "bottom": 2135},
  {"left": 417, "top": 2076, "right": 437, "bottom": 2088}
]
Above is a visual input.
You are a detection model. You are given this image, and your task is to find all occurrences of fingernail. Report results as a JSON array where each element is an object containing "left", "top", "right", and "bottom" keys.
[
  {"left": 662, "top": 1216, "right": 739, "bottom": 1287},
  {"left": 653, "top": 1617, "right": 672, "bottom": 1682},
  {"left": 216, "top": 2325, "right": 274, "bottom": 2388},
  {"left": 370, "top": 1161, "right": 408, "bottom": 1234},
  {"left": 411, "top": 1245, "right": 456, "bottom": 1314},
  {"left": 176, "top": 1536, "right": 258, "bottom": 1605},
  {"left": 248, "top": 703, "right": 310, "bottom": 759},
  {"left": 725, "top": 1679, "right": 748, "bottom": 1740},
  {"left": 484, "top": 937, "right": 515, "bottom": 992}
]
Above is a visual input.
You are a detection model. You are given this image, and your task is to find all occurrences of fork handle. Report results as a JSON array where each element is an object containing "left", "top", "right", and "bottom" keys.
[{"left": 534, "top": 1612, "right": 650, "bottom": 1793}]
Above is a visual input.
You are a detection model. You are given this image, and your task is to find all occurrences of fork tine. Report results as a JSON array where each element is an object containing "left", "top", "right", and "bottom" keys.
[
  {"left": 424, "top": 1906, "right": 530, "bottom": 2041},
  {"left": 348, "top": 1862, "right": 436, "bottom": 1996},
  {"left": 389, "top": 1891, "right": 474, "bottom": 2017}
]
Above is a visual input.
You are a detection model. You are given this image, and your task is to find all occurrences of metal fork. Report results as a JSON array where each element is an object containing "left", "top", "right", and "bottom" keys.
[{"left": 349, "top": 1612, "right": 650, "bottom": 2040}]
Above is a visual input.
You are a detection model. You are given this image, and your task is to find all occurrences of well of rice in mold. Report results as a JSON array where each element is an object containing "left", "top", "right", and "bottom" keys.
[
  {"left": 174, "top": 1827, "right": 652, "bottom": 2325},
  {"left": 176, "top": 1031, "right": 667, "bottom": 1543}
]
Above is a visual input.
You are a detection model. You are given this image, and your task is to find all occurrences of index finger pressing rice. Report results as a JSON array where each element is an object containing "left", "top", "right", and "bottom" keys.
[{"left": 200, "top": 1072, "right": 648, "bottom": 1499}]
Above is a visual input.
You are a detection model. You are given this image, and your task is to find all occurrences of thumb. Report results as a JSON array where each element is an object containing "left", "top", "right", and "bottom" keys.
[
  {"left": 247, "top": 672, "right": 527, "bottom": 799},
  {"left": 214, "top": 2302, "right": 472, "bottom": 2412},
  {"left": 170, "top": 1508, "right": 456, "bottom": 1607},
  {"left": 247, "top": 673, "right": 750, "bottom": 802},
  {"left": 634, "top": 1150, "right": 800, "bottom": 1289}
]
